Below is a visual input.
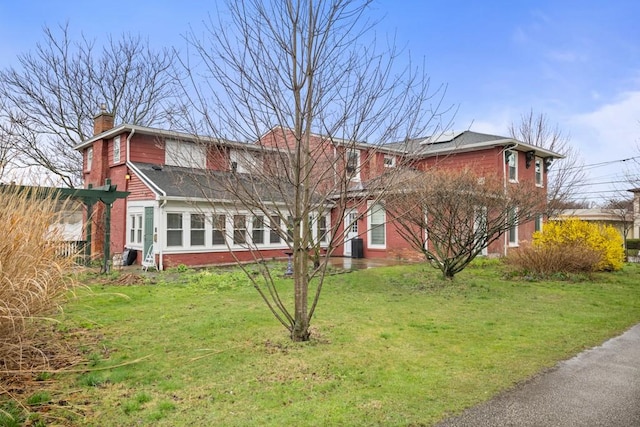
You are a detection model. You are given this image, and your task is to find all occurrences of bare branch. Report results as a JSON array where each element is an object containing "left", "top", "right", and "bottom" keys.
[{"left": 0, "top": 24, "right": 181, "bottom": 186}]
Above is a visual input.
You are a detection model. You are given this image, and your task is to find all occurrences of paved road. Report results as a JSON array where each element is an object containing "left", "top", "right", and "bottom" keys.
[{"left": 436, "top": 324, "right": 640, "bottom": 427}]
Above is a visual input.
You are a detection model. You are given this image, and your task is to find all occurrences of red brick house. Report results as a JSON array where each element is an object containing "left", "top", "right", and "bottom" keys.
[{"left": 75, "top": 112, "right": 561, "bottom": 269}]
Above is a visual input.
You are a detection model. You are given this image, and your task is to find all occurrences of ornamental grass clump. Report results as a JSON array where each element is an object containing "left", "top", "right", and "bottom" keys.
[
  {"left": 507, "top": 218, "right": 624, "bottom": 276},
  {"left": 0, "top": 187, "right": 78, "bottom": 372}
]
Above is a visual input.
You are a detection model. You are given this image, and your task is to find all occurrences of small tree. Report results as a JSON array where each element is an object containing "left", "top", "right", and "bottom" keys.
[
  {"left": 179, "top": 0, "right": 449, "bottom": 341},
  {"left": 602, "top": 197, "right": 634, "bottom": 258},
  {"left": 386, "top": 167, "right": 546, "bottom": 279},
  {"left": 0, "top": 24, "right": 180, "bottom": 187}
]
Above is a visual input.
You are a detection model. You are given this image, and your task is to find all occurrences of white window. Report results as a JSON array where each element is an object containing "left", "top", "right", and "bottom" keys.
[
  {"left": 86, "top": 146, "right": 93, "bottom": 171},
  {"left": 508, "top": 208, "right": 518, "bottom": 246},
  {"left": 230, "top": 149, "right": 262, "bottom": 173},
  {"left": 190, "top": 213, "right": 205, "bottom": 246},
  {"left": 534, "top": 214, "right": 543, "bottom": 233},
  {"left": 113, "top": 136, "right": 121, "bottom": 164},
  {"left": 252, "top": 215, "right": 265, "bottom": 244},
  {"left": 212, "top": 214, "right": 226, "bottom": 245},
  {"left": 317, "top": 215, "right": 328, "bottom": 243},
  {"left": 269, "top": 216, "right": 281, "bottom": 244},
  {"left": 535, "top": 157, "right": 543, "bottom": 187},
  {"left": 165, "top": 140, "right": 206, "bottom": 169},
  {"left": 233, "top": 215, "right": 247, "bottom": 245},
  {"left": 383, "top": 155, "right": 396, "bottom": 168},
  {"left": 167, "top": 213, "right": 183, "bottom": 247},
  {"left": 474, "top": 206, "right": 488, "bottom": 255},
  {"left": 506, "top": 150, "right": 518, "bottom": 182},
  {"left": 129, "top": 214, "right": 142, "bottom": 245},
  {"left": 346, "top": 149, "right": 361, "bottom": 181},
  {"left": 368, "top": 203, "right": 386, "bottom": 247}
]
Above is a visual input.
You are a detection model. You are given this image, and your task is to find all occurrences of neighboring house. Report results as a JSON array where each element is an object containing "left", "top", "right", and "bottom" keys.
[
  {"left": 554, "top": 208, "right": 638, "bottom": 240},
  {"left": 74, "top": 110, "right": 561, "bottom": 269}
]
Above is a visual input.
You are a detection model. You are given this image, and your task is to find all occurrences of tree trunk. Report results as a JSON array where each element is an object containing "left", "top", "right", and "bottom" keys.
[{"left": 292, "top": 250, "right": 311, "bottom": 341}]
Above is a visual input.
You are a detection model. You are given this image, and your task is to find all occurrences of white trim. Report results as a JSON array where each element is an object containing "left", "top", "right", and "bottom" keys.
[
  {"left": 507, "top": 150, "right": 518, "bottom": 183},
  {"left": 113, "top": 135, "right": 121, "bottom": 164},
  {"left": 367, "top": 202, "right": 386, "bottom": 249},
  {"left": 535, "top": 157, "right": 543, "bottom": 187}
]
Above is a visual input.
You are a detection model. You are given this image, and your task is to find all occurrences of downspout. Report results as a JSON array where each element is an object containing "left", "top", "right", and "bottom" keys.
[
  {"left": 124, "top": 128, "right": 135, "bottom": 254},
  {"left": 159, "top": 198, "right": 167, "bottom": 270}
]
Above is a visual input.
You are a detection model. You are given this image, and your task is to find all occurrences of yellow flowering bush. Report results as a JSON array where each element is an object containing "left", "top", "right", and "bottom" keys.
[{"left": 533, "top": 218, "right": 624, "bottom": 271}]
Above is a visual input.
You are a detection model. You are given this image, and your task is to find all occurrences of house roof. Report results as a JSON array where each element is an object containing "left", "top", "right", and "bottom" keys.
[
  {"left": 385, "top": 130, "right": 563, "bottom": 159},
  {"left": 74, "top": 124, "right": 256, "bottom": 152},
  {"left": 554, "top": 208, "right": 630, "bottom": 222},
  {"left": 130, "top": 162, "right": 296, "bottom": 205}
]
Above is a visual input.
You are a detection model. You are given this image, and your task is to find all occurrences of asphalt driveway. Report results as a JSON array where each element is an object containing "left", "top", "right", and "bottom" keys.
[{"left": 436, "top": 323, "right": 640, "bottom": 427}]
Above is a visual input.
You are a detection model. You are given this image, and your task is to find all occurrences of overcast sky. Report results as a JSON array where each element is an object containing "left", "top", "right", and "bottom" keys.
[{"left": 1, "top": 0, "right": 639, "bottom": 203}]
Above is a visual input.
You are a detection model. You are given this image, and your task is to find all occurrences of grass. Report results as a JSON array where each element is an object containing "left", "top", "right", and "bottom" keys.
[{"left": 17, "top": 260, "right": 640, "bottom": 425}]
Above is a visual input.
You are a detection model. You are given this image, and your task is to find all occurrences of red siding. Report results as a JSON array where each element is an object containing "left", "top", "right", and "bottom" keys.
[{"left": 129, "top": 134, "right": 166, "bottom": 164}]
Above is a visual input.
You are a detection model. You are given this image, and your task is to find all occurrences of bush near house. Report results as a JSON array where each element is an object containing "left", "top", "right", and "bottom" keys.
[{"left": 508, "top": 218, "right": 624, "bottom": 275}]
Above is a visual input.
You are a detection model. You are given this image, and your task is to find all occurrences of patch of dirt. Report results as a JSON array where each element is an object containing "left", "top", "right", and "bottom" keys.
[{"left": 112, "top": 273, "right": 147, "bottom": 286}]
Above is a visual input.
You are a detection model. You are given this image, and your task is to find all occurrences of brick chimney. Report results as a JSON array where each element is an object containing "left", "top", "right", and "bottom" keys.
[{"left": 93, "top": 103, "right": 114, "bottom": 135}]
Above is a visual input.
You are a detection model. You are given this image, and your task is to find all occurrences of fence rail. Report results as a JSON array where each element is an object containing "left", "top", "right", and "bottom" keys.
[{"left": 54, "top": 240, "right": 88, "bottom": 265}]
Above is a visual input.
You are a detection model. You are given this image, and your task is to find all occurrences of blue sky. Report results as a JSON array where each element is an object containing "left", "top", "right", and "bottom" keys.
[{"left": 1, "top": 0, "right": 639, "bottom": 203}]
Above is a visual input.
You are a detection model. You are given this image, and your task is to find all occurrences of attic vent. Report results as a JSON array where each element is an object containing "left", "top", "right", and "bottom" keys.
[{"left": 151, "top": 165, "right": 163, "bottom": 171}]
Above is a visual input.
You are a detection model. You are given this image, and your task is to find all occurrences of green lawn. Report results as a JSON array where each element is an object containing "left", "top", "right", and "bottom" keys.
[{"left": 25, "top": 261, "right": 640, "bottom": 425}]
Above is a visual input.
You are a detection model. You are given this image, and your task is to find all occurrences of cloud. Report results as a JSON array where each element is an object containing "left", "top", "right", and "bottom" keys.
[
  {"left": 570, "top": 91, "right": 640, "bottom": 157},
  {"left": 546, "top": 50, "right": 588, "bottom": 63}
]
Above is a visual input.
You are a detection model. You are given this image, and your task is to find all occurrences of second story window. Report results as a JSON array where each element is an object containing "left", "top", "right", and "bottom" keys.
[
  {"left": 86, "top": 146, "right": 93, "bottom": 171},
  {"left": 383, "top": 155, "right": 395, "bottom": 168},
  {"left": 113, "top": 136, "right": 121, "bottom": 164},
  {"left": 535, "top": 157, "right": 543, "bottom": 187},
  {"left": 506, "top": 150, "right": 518, "bottom": 182},
  {"left": 346, "top": 149, "right": 360, "bottom": 180},
  {"left": 165, "top": 140, "right": 206, "bottom": 169}
]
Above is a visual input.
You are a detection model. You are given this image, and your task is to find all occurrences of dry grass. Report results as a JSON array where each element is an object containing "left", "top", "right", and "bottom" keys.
[
  {"left": 505, "top": 242, "right": 602, "bottom": 276},
  {"left": 0, "top": 187, "right": 79, "bottom": 374}
]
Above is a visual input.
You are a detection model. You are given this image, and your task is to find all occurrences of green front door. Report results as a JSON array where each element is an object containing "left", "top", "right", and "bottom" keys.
[{"left": 143, "top": 207, "right": 154, "bottom": 258}]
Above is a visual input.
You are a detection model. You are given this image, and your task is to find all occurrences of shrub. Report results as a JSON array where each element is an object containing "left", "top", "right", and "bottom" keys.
[
  {"left": 506, "top": 242, "right": 602, "bottom": 276},
  {"left": 0, "top": 187, "right": 78, "bottom": 371},
  {"left": 507, "top": 219, "right": 624, "bottom": 275},
  {"left": 533, "top": 219, "right": 624, "bottom": 272},
  {"left": 627, "top": 239, "right": 640, "bottom": 250}
]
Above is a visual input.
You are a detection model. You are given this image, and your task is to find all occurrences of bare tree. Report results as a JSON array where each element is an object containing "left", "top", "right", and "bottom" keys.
[
  {"left": 179, "top": 0, "right": 449, "bottom": 341},
  {"left": 386, "top": 167, "right": 546, "bottom": 279},
  {"left": 0, "top": 98, "right": 15, "bottom": 183},
  {"left": 509, "top": 110, "right": 585, "bottom": 216},
  {"left": 0, "top": 24, "right": 180, "bottom": 187},
  {"left": 602, "top": 197, "right": 635, "bottom": 258}
]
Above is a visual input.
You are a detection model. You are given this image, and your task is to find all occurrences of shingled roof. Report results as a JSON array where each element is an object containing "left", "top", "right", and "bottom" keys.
[
  {"left": 385, "top": 130, "right": 561, "bottom": 159},
  {"left": 130, "top": 162, "right": 296, "bottom": 205}
]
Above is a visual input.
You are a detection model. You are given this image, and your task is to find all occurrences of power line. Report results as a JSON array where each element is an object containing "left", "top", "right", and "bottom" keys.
[{"left": 561, "top": 156, "right": 640, "bottom": 171}]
